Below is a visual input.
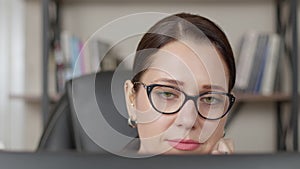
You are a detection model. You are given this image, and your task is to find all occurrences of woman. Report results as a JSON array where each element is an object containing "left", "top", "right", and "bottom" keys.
[{"left": 124, "top": 13, "right": 235, "bottom": 155}]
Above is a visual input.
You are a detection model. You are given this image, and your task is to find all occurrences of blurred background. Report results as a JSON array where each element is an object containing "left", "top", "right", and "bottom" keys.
[{"left": 0, "top": 0, "right": 299, "bottom": 153}]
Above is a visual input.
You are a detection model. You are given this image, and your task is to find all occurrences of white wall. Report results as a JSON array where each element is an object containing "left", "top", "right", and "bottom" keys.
[
  {"left": 0, "top": 0, "right": 26, "bottom": 151},
  {"left": 62, "top": 2, "right": 275, "bottom": 60},
  {"left": 23, "top": 1, "right": 300, "bottom": 153},
  {"left": 23, "top": 1, "right": 44, "bottom": 151},
  {"left": 0, "top": 0, "right": 11, "bottom": 149}
]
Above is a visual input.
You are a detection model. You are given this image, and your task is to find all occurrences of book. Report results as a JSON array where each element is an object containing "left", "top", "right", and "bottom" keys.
[
  {"left": 54, "top": 32, "right": 119, "bottom": 93},
  {"left": 250, "top": 34, "right": 269, "bottom": 93},
  {"left": 235, "top": 31, "right": 259, "bottom": 92},
  {"left": 53, "top": 43, "right": 65, "bottom": 93},
  {"left": 260, "top": 34, "right": 281, "bottom": 95},
  {"left": 235, "top": 32, "right": 282, "bottom": 95},
  {"left": 70, "top": 36, "right": 82, "bottom": 78},
  {"left": 88, "top": 39, "right": 110, "bottom": 72},
  {"left": 60, "top": 31, "right": 72, "bottom": 81}
]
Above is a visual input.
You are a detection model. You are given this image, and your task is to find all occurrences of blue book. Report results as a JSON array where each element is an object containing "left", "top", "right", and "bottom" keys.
[{"left": 254, "top": 35, "right": 269, "bottom": 93}]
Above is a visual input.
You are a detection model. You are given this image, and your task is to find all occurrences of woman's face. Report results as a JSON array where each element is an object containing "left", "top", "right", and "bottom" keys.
[{"left": 125, "top": 40, "right": 230, "bottom": 154}]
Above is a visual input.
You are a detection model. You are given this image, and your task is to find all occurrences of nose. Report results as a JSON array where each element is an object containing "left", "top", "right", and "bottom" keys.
[{"left": 174, "top": 100, "right": 198, "bottom": 130}]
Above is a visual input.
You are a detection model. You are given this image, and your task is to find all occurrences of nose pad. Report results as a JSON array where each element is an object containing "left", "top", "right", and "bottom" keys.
[{"left": 174, "top": 100, "right": 198, "bottom": 130}]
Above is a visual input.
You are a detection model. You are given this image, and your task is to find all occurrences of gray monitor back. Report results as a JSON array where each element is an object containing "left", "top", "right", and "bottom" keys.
[{"left": 0, "top": 152, "right": 299, "bottom": 169}]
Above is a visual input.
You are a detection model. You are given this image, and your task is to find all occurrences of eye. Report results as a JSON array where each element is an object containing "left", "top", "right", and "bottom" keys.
[
  {"left": 200, "top": 96, "right": 221, "bottom": 105},
  {"left": 157, "top": 91, "right": 177, "bottom": 99}
]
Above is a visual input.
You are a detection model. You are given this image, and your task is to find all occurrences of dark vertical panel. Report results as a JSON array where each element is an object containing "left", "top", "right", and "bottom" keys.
[
  {"left": 42, "top": 0, "right": 50, "bottom": 126},
  {"left": 290, "top": 0, "right": 298, "bottom": 151}
]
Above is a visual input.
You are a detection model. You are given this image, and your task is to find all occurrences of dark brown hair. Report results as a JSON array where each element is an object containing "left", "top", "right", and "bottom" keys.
[{"left": 132, "top": 13, "right": 236, "bottom": 92}]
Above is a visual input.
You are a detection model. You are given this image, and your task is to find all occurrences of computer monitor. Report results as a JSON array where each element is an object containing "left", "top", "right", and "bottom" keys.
[{"left": 0, "top": 151, "right": 299, "bottom": 169}]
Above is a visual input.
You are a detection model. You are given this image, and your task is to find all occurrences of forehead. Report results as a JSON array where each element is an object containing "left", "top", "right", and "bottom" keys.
[{"left": 140, "top": 41, "right": 228, "bottom": 90}]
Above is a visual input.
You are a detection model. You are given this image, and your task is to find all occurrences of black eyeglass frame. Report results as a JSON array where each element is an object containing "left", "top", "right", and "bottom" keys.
[{"left": 133, "top": 82, "right": 236, "bottom": 120}]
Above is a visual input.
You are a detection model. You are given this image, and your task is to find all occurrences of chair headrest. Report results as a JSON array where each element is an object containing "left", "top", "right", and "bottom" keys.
[{"left": 68, "top": 70, "right": 137, "bottom": 152}]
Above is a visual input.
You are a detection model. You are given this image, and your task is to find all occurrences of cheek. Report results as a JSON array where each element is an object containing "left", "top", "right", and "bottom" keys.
[
  {"left": 199, "top": 118, "right": 226, "bottom": 143},
  {"left": 135, "top": 90, "right": 161, "bottom": 123},
  {"left": 135, "top": 90, "right": 150, "bottom": 111},
  {"left": 137, "top": 116, "right": 175, "bottom": 139}
]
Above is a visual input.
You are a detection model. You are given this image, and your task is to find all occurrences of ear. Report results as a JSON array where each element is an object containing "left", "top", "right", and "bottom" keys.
[{"left": 124, "top": 80, "right": 137, "bottom": 121}]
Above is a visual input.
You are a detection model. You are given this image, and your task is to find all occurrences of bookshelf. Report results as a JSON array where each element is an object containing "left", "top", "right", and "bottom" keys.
[
  {"left": 40, "top": 0, "right": 298, "bottom": 151},
  {"left": 228, "top": 92, "right": 299, "bottom": 151},
  {"left": 235, "top": 93, "right": 291, "bottom": 103},
  {"left": 9, "top": 94, "right": 60, "bottom": 104}
]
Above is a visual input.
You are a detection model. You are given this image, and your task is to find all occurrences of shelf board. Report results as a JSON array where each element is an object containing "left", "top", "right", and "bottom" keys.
[
  {"left": 9, "top": 94, "right": 61, "bottom": 104},
  {"left": 234, "top": 93, "right": 291, "bottom": 102}
]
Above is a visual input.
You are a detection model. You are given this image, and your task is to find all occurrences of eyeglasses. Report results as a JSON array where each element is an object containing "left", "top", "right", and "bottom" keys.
[{"left": 134, "top": 82, "right": 235, "bottom": 120}]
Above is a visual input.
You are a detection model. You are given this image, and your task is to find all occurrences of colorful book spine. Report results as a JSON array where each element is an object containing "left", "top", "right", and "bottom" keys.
[{"left": 235, "top": 32, "right": 281, "bottom": 95}]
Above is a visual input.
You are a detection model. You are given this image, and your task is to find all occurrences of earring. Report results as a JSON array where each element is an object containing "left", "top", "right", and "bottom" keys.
[{"left": 128, "top": 117, "right": 137, "bottom": 128}]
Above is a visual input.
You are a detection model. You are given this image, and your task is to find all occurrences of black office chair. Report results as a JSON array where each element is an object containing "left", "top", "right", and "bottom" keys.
[{"left": 38, "top": 70, "right": 138, "bottom": 152}]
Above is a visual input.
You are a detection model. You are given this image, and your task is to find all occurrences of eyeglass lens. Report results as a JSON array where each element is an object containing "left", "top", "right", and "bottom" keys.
[{"left": 149, "top": 85, "right": 230, "bottom": 119}]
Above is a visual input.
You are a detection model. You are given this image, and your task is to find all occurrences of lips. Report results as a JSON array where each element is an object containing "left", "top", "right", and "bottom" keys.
[{"left": 167, "top": 139, "right": 201, "bottom": 151}]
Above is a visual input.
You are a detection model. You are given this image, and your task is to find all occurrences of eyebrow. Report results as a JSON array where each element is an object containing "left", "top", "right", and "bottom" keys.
[
  {"left": 151, "top": 79, "right": 226, "bottom": 91},
  {"left": 152, "top": 78, "right": 184, "bottom": 86},
  {"left": 202, "top": 85, "right": 226, "bottom": 91}
]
